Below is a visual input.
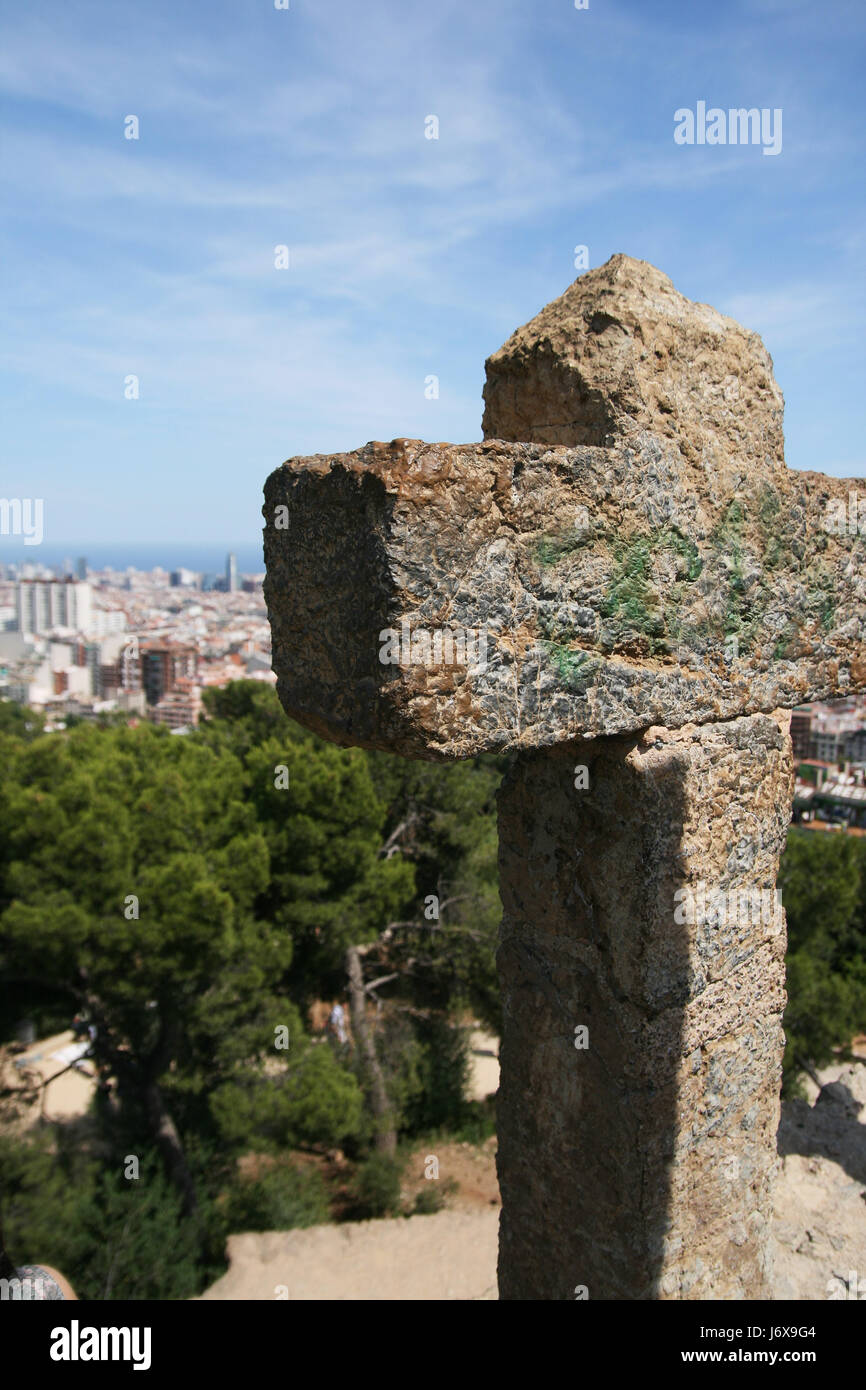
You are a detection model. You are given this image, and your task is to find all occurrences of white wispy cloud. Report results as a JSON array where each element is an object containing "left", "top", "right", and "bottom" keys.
[{"left": 0, "top": 0, "right": 863, "bottom": 539}]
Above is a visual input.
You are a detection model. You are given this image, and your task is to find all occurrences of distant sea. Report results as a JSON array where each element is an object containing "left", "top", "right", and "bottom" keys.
[{"left": 0, "top": 543, "right": 266, "bottom": 576}]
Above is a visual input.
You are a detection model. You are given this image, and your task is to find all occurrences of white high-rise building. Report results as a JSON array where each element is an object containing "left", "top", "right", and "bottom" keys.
[
  {"left": 15, "top": 579, "right": 94, "bottom": 636},
  {"left": 91, "top": 607, "right": 128, "bottom": 637}
]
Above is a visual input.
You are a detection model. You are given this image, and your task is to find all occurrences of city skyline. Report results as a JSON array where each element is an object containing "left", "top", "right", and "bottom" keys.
[{"left": 0, "top": 552, "right": 271, "bottom": 726}]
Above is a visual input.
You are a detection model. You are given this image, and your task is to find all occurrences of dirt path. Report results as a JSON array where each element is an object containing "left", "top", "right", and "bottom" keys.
[
  {"left": 0, "top": 1030, "right": 97, "bottom": 1129},
  {"left": 466, "top": 1030, "right": 499, "bottom": 1102}
]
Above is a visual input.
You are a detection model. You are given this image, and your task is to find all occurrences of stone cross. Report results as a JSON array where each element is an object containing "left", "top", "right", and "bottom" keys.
[{"left": 262, "top": 255, "right": 866, "bottom": 1300}]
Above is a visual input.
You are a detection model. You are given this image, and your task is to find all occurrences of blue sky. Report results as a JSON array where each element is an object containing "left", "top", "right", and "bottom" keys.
[{"left": 2, "top": 0, "right": 864, "bottom": 554}]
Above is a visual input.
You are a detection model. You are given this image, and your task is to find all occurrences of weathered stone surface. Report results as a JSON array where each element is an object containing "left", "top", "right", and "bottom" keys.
[
  {"left": 263, "top": 435, "right": 865, "bottom": 758},
  {"left": 262, "top": 255, "right": 855, "bottom": 1302},
  {"left": 482, "top": 253, "right": 784, "bottom": 470},
  {"left": 496, "top": 711, "right": 792, "bottom": 1299}
]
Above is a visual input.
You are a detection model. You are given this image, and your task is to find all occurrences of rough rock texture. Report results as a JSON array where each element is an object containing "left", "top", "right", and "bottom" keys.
[
  {"left": 482, "top": 253, "right": 785, "bottom": 471},
  {"left": 496, "top": 712, "right": 793, "bottom": 1299},
  {"left": 264, "top": 435, "right": 866, "bottom": 759},
  {"left": 262, "top": 255, "right": 859, "bottom": 1302}
]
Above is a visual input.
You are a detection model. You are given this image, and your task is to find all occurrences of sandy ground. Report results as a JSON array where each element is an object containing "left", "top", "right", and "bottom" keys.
[
  {"left": 466, "top": 1030, "right": 500, "bottom": 1102},
  {"left": 198, "top": 1208, "right": 500, "bottom": 1301},
  {"left": 0, "top": 1029, "right": 97, "bottom": 1128}
]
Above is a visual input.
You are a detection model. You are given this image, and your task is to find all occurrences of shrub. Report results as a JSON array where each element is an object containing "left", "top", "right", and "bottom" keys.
[
  {"left": 223, "top": 1163, "right": 330, "bottom": 1232},
  {"left": 399, "top": 1017, "right": 471, "bottom": 1135},
  {"left": 410, "top": 1177, "right": 459, "bottom": 1215},
  {"left": 348, "top": 1152, "right": 404, "bottom": 1219},
  {"left": 0, "top": 1134, "right": 222, "bottom": 1300}
]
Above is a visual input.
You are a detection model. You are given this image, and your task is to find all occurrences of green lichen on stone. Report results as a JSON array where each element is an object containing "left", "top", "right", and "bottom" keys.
[
  {"left": 533, "top": 498, "right": 828, "bottom": 675},
  {"left": 756, "top": 484, "right": 785, "bottom": 570},
  {"left": 802, "top": 560, "right": 837, "bottom": 633},
  {"left": 662, "top": 527, "right": 703, "bottom": 583},
  {"left": 599, "top": 526, "right": 702, "bottom": 655},
  {"left": 773, "top": 624, "right": 800, "bottom": 661},
  {"left": 711, "top": 497, "right": 746, "bottom": 552},
  {"left": 601, "top": 535, "right": 664, "bottom": 649},
  {"left": 820, "top": 597, "right": 835, "bottom": 632},
  {"left": 533, "top": 527, "right": 592, "bottom": 569},
  {"left": 711, "top": 500, "right": 747, "bottom": 614},
  {"left": 707, "top": 496, "right": 772, "bottom": 651},
  {"left": 757, "top": 484, "right": 781, "bottom": 529},
  {"left": 543, "top": 642, "right": 599, "bottom": 692}
]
